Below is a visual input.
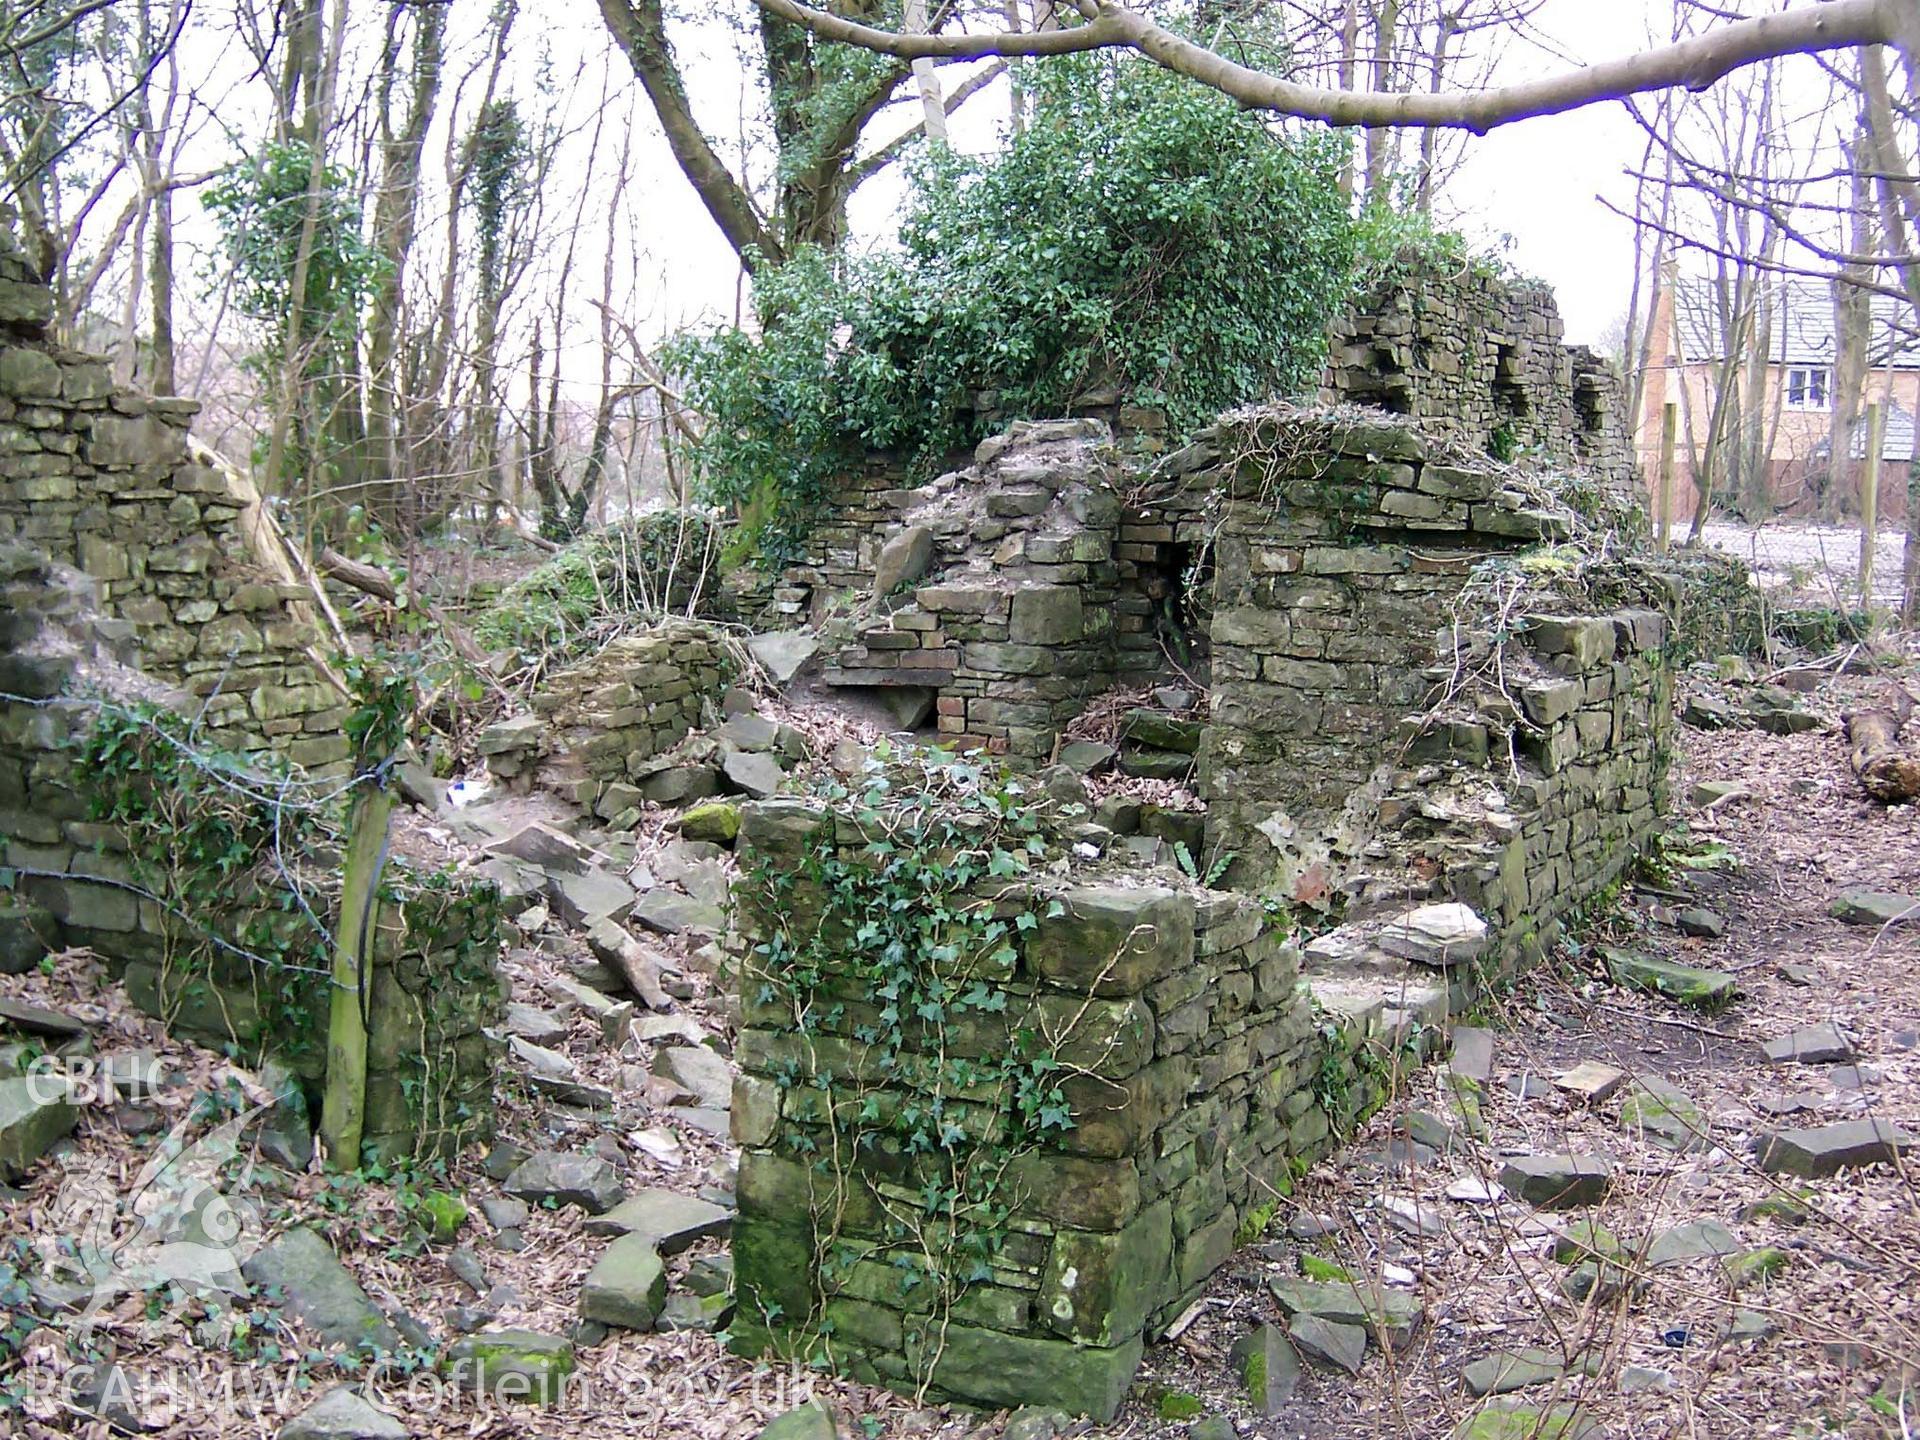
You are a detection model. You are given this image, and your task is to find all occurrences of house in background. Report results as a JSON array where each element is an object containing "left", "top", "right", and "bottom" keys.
[{"left": 1635, "top": 273, "right": 1918, "bottom": 525}]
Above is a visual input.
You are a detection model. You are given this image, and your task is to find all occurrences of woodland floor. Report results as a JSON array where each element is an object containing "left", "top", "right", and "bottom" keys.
[{"left": 2, "top": 648, "right": 1918, "bottom": 1440}]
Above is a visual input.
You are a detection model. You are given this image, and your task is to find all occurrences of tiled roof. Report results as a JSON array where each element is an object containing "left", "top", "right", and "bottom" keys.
[{"left": 1672, "top": 277, "right": 1920, "bottom": 369}]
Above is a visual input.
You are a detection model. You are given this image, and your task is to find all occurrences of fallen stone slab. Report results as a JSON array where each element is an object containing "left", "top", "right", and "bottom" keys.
[
  {"left": 722, "top": 749, "right": 784, "bottom": 801},
  {"left": 487, "top": 822, "right": 587, "bottom": 874},
  {"left": 755, "top": 1401, "right": 838, "bottom": 1440},
  {"left": 1829, "top": 890, "right": 1918, "bottom": 927},
  {"left": 502, "top": 1152, "right": 624, "bottom": 1214},
  {"left": 1755, "top": 1119, "right": 1916, "bottom": 1178},
  {"left": 504, "top": 1004, "right": 561, "bottom": 1052},
  {"left": 579, "top": 1234, "right": 667, "bottom": 1330},
  {"left": 1449, "top": 1026, "right": 1494, "bottom": 1083},
  {"left": 1761, "top": 1023, "right": 1855, "bottom": 1066},
  {"left": 545, "top": 867, "right": 636, "bottom": 927},
  {"left": 1618, "top": 1076, "right": 1708, "bottom": 1153},
  {"left": 746, "top": 631, "right": 819, "bottom": 686},
  {"left": 630, "top": 890, "right": 726, "bottom": 941},
  {"left": 657, "top": 1045, "right": 733, "bottom": 1109},
  {"left": 444, "top": 1329, "right": 576, "bottom": 1405},
  {"left": 1549, "top": 1220, "right": 1622, "bottom": 1265},
  {"left": 718, "top": 713, "right": 781, "bottom": 753},
  {"left": 1286, "top": 1314, "right": 1366, "bottom": 1374},
  {"left": 278, "top": 1385, "right": 408, "bottom": 1440},
  {"left": 1647, "top": 1218, "right": 1739, "bottom": 1267},
  {"left": 1230, "top": 1322, "right": 1301, "bottom": 1415},
  {"left": 632, "top": 1013, "right": 708, "bottom": 1048},
  {"left": 1722, "top": 1247, "right": 1789, "bottom": 1290},
  {"left": 0, "top": 996, "right": 87, "bottom": 1038},
  {"left": 639, "top": 765, "right": 722, "bottom": 806},
  {"left": 508, "top": 1036, "right": 576, "bottom": 1083},
  {"left": 583, "top": 1189, "right": 732, "bottom": 1252},
  {"left": 652, "top": 845, "right": 731, "bottom": 907},
  {"left": 1688, "top": 780, "right": 1750, "bottom": 808},
  {"left": 657, "top": 1290, "right": 731, "bottom": 1333},
  {"left": 1462, "top": 1348, "right": 1600, "bottom": 1398},
  {"left": 1377, "top": 903, "right": 1488, "bottom": 968},
  {"left": 1452, "top": 1403, "right": 1598, "bottom": 1440},
  {"left": 242, "top": 1228, "right": 400, "bottom": 1354},
  {"left": 673, "top": 801, "right": 743, "bottom": 848},
  {"left": 1269, "top": 1277, "right": 1420, "bottom": 1348},
  {"left": 1554, "top": 1062, "right": 1626, "bottom": 1105},
  {"left": 1604, "top": 950, "right": 1736, "bottom": 1010},
  {"left": 1675, "top": 907, "right": 1725, "bottom": 939},
  {"left": 1497, "top": 1155, "right": 1611, "bottom": 1210},
  {"left": 0, "top": 1074, "right": 77, "bottom": 1180},
  {"left": 1058, "top": 740, "right": 1117, "bottom": 774}
]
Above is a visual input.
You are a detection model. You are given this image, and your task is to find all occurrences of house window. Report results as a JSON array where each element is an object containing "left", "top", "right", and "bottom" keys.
[{"left": 1786, "top": 366, "right": 1831, "bottom": 410}]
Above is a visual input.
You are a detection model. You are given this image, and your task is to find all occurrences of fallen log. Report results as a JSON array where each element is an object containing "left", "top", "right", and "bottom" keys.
[
  {"left": 318, "top": 546, "right": 399, "bottom": 603},
  {"left": 1844, "top": 684, "right": 1920, "bottom": 803}
]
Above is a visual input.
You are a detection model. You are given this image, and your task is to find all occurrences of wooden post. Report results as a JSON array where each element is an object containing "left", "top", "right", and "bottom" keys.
[
  {"left": 1657, "top": 402, "right": 1678, "bottom": 550},
  {"left": 1861, "top": 400, "right": 1882, "bottom": 608},
  {"left": 320, "top": 782, "right": 393, "bottom": 1170}
]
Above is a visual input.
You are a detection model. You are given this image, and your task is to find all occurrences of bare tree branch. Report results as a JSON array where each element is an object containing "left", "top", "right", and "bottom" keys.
[{"left": 755, "top": 0, "right": 1902, "bottom": 133}]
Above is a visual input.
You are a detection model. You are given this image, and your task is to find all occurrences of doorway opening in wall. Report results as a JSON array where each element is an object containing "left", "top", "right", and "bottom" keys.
[{"left": 1147, "top": 539, "right": 1214, "bottom": 686}]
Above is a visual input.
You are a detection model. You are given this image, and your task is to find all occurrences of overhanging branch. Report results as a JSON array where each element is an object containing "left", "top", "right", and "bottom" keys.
[{"left": 755, "top": 0, "right": 1902, "bottom": 134}]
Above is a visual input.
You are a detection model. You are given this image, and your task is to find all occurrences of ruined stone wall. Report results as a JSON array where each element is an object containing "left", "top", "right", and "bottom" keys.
[
  {"left": 1198, "top": 408, "right": 1572, "bottom": 840},
  {"left": 773, "top": 265, "right": 1634, "bottom": 632},
  {"left": 822, "top": 420, "right": 1172, "bottom": 760},
  {"left": 478, "top": 620, "right": 736, "bottom": 819},
  {"left": 729, "top": 800, "right": 1322, "bottom": 1420},
  {"left": 0, "top": 232, "right": 348, "bottom": 770},
  {"left": 1326, "top": 268, "right": 1633, "bottom": 491},
  {"left": 0, "top": 545, "right": 504, "bottom": 1163}
]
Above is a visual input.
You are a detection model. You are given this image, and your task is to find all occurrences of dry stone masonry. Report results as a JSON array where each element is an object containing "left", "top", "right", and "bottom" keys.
[
  {"left": 1324, "top": 267, "right": 1632, "bottom": 491},
  {"left": 0, "top": 228, "right": 351, "bottom": 770},
  {"left": 479, "top": 620, "right": 738, "bottom": 822},
  {"left": 724, "top": 266, "right": 1684, "bottom": 1415},
  {"left": 0, "top": 546, "right": 505, "bottom": 1162},
  {"left": 729, "top": 801, "right": 1313, "bottom": 1420}
]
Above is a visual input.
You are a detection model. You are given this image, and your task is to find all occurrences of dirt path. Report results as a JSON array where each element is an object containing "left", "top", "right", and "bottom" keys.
[{"left": 1132, "top": 674, "right": 1920, "bottom": 1438}]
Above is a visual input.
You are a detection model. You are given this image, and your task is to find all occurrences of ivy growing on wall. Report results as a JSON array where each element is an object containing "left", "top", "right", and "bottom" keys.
[
  {"left": 737, "top": 746, "right": 1088, "bottom": 1393},
  {"left": 669, "top": 52, "right": 1356, "bottom": 565},
  {"left": 79, "top": 703, "right": 337, "bottom": 1068}
]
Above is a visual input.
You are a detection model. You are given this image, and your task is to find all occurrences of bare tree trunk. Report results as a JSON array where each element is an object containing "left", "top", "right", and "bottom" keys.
[
  {"left": 1365, "top": 0, "right": 1402, "bottom": 203},
  {"left": 1003, "top": 0, "right": 1026, "bottom": 132},
  {"left": 1832, "top": 132, "right": 1875, "bottom": 518},
  {"left": 366, "top": 2, "right": 446, "bottom": 529}
]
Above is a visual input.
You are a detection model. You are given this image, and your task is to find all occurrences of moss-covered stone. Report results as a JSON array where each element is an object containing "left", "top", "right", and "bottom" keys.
[
  {"left": 1025, "top": 885, "right": 1194, "bottom": 997},
  {"left": 1036, "top": 1201, "right": 1171, "bottom": 1345},
  {"left": 444, "top": 1329, "right": 577, "bottom": 1405},
  {"left": 1452, "top": 1402, "right": 1598, "bottom": 1439},
  {"left": 677, "top": 801, "right": 743, "bottom": 845},
  {"left": 925, "top": 1325, "right": 1143, "bottom": 1421},
  {"left": 1721, "top": 1247, "right": 1789, "bottom": 1290},
  {"left": 1604, "top": 949, "right": 1735, "bottom": 1010}
]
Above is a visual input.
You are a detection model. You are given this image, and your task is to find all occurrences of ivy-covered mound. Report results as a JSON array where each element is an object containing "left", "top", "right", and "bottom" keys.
[{"left": 670, "top": 52, "right": 1356, "bottom": 562}]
